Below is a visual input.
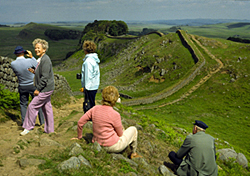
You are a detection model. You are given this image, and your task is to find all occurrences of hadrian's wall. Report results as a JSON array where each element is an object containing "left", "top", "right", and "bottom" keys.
[
  {"left": 0, "top": 56, "right": 72, "bottom": 96},
  {"left": 123, "top": 30, "right": 206, "bottom": 106}
]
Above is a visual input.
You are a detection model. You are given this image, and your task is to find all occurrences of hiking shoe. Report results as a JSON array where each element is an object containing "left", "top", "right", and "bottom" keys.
[
  {"left": 130, "top": 153, "right": 142, "bottom": 159},
  {"left": 20, "top": 129, "right": 30, "bottom": 136}
]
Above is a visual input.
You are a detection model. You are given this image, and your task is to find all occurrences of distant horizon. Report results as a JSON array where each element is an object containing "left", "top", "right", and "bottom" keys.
[{"left": 1, "top": 18, "right": 250, "bottom": 26}]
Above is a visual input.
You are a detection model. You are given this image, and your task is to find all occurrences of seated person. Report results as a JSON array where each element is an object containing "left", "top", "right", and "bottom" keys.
[
  {"left": 71, "top": 86, "right": 142, "bottom": 159},
  {"left": 168, "top": 120, "right": 218, "bottom": 176}
]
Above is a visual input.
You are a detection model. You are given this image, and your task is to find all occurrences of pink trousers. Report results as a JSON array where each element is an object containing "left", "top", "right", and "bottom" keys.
[{"left": 22, "top": 90, "right": 54, "bottom": 133}]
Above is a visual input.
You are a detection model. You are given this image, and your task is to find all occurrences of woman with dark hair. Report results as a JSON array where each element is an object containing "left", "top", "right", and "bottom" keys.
[
  {"left": 20, "top": 38, "right": 54, "bottom": 136},
  {"left": 71, "top": 86, "right": 142, "bottom": 159},
  {"left": 80, "top": 40, "right": 100, "bottom": 113}
]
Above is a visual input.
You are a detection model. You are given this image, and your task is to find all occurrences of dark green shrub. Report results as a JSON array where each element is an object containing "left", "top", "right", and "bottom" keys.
[{"left": 0, "top": 84, "right": 19, "bottom": 110}]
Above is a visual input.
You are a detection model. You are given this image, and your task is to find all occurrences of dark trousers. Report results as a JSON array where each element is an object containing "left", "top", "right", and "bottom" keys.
[
  {"left": 84, "top": 89, "right": 97, "bottom": 113},
  {"left": 19, "top": 84, "right": 44, "bottom": 125},
  {"left": 168, "top": 151, "right": 183, "bottom": 166}
]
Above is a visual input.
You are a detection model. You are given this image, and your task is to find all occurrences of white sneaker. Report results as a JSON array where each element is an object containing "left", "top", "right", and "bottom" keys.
[{"left": 20, "top": 129, "right": 30, "bottom": 136}]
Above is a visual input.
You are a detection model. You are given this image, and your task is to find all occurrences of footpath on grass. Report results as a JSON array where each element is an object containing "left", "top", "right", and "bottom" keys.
[{"left": 133, "top": 31, "right": 224, "bottom": 110}]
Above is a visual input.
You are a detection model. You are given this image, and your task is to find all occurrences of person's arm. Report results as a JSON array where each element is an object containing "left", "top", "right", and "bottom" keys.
[
  {"left": 176, "top": 135, "right": 192, "bottom": 159},
  {"left": 214, "top": 138, "right": 217, "bottom": 160},
  {"left": 35, "top": 55, "right": 52, "bottom": 92},
  {"left": 76, "top": 109, "right": 92, "bottom": 139},
  {"left": 113, "top": 114, "right": 123, "bottom": 137}
]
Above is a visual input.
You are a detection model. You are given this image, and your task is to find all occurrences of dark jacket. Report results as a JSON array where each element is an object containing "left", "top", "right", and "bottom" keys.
[
  {"left": 176, "top": 131, "right": 218, "bottom": 176},
  {"left": 34, "top": 54, "right": 54, "bottom": 92}
]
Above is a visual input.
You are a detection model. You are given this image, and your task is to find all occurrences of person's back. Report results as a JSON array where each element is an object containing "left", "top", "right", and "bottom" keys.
[
  {"left": 11, "top": 56, "right": 37, "bottom": 86},
  {"left": 177, "top": 132, "right": 217, "bottom": 175},
  {"left": 11, "top": 46, "right": 44, "bottom": 126},
  {"left": 168, "top": 120, "right": 218, "bottom": 176}
]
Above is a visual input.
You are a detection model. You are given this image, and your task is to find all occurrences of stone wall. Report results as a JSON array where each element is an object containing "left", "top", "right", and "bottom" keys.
[
  {"left": 123, "top": 30, "right": 206, "bottom": 106},
  {"left": 0, "top": 56, "right": 72, "bottom": 96}
]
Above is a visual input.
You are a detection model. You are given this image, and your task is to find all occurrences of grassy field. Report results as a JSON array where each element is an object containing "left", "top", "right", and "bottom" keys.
[
  {"left": 0, "top": 23, "right": 81, "bottom": 65},
  {"left": 1, "top": 21, "right": 250, "bottom": 175},
  {"left": 56, "top": 31, "right": 250, "bottom": 163},
  {"left": 178, "top": 22, "right": 250, "bottom": 40},
  {"left": 136, "top": 36, "right": 250, "bottom": 160}
]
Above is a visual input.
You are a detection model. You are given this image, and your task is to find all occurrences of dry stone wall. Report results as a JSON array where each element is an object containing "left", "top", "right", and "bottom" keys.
[
  {"left": 0, "top": 56, "right": 72, "bottom": 96},
  {"left": 123, "top": 30, "right": 206, "bottom": 106}
]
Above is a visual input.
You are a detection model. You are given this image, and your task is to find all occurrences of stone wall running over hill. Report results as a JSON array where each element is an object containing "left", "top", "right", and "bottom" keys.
[
  {"left": 123, "top": 30, "right": 206, "bottom": 106},
  {"left": 0, "top": 56, "right": 72, "bottom": 96}
]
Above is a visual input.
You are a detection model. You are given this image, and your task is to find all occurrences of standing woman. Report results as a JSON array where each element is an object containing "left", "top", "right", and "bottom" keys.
[
  {"left": 80, "top": 41, "right": 100, "bottom": 113},
  {"left": 20, "top": 38, "right": 55, "bottom": 136}
]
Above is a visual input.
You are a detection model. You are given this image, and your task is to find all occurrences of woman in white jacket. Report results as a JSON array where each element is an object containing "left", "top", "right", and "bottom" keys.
[{"left": 80, "top": 41, "right": 100, "bottom": 113}]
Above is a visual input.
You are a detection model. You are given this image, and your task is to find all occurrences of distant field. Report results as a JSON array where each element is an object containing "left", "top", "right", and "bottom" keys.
[
  {"left": 179, "top": 23, "right": 250, "bottom": 40},
  {"left": 0, "top": 24, "right": 81, "bottom": 65},
  {"left": 127, "top": 23, "right": 174, "bottom": 32}
]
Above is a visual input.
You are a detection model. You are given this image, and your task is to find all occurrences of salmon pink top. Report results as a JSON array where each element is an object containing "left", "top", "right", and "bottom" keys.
[{"left": 77, "top": 105, "right": 123, "bottom": 147}]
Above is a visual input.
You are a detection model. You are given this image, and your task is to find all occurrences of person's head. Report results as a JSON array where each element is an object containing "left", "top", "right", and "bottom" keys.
[
  {"left": 83, "top": 40, "right": 96, "bottom": 54},
  {"left": 192, "top": 120, "right": 208, "bottom": 134},
  {"left": 101, "top": 86, "right": 119, "bottom": 107},
  {"left": 32, "top": 38, "right": 49, "bottom": 57},
  {"left": 14, "top": 46, "right": 27, "bottom": 57}
]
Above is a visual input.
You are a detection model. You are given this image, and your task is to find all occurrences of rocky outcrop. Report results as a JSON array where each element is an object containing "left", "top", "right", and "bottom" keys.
[
  {"left": 217, "top": 148, "right": 248, "bottom": 168},
  {"left": 0, "top": 56, "right": 72, "bottom": 96}
]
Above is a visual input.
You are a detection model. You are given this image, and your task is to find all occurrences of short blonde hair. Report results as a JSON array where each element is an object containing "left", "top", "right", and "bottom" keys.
[
  {"left": 83, "top": 40, "right": 96, "bottom": 53},
  {"left": 32, "top": 38, "right": 49, "bottom": 51},
  {"left": 101, "top": 86, "right": 119, "bottom": 107}
]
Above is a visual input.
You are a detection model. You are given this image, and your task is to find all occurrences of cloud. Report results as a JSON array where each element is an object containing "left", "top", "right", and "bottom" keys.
[{"left": 0, "top": 0, "right": 250, "bottom": 23}]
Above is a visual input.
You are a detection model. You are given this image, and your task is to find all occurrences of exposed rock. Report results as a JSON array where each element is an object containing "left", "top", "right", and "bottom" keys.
[
  {"left": 236, "top": 153, "right": 248, "bottom": 168},
  {"left": 39, "top": 137, "right": 63, "bottom": 147},
  {"left": 69, "top": 142, "right": 84, "bottom": 156},
  {"left": 158, "top": 165, "right": 175, "bottom": 176},
  {"left": 111, "top": 153, "right": 138, "bottom": 167},
  {"left": 92, "top": 141, "right": 102, "bottom": 152},
  {"left": 57, "top": 156, "right": 81, "bottom": 172},
  {"left": 217, "top": 148, "right": 237, "bottom": 161},
  {"left": 19, "top": 158, "right": 46, "bottom": 167},
  {"left": 78, "top": 155, "right": 92, "bottom": 168},
  {"left": 217, "top": 148, "right": 248, "bottom": 168}
]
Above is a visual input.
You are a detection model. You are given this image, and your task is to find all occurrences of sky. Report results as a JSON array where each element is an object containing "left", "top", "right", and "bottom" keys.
[{"left": 0, "top": 0, "right": 250, "bottom": 23}]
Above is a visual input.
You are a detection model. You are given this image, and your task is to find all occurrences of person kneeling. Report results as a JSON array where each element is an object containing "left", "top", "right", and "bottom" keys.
[{"left": 71, "top": 86, "right": 142, "bottom": 159}]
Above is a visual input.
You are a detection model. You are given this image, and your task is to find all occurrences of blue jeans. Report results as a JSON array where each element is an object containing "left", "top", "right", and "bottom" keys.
[{"left": 19, "top": 84, "right": 44, "bottom": 125}]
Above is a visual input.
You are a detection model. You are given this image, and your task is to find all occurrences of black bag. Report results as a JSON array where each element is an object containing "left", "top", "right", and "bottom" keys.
[{"left": 83, "top": 90, "right": 91, "bottom": 113}]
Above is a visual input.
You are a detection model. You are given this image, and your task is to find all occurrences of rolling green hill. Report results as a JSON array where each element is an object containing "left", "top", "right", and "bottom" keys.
[
  {"left": 56, "top": 29, "right": 250, "bottom": 165},
  {"left": 171, "top": 22, "right": 250, "bottom": 40},
  {"left": 1, "top": 21, "right": 250, "bottom": 175},
  {"left": 0, "top": 22, "right": 81, "bottom": 65}
]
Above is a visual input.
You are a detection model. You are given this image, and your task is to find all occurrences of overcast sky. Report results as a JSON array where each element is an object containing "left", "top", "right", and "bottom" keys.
[{"left": 0, "top": 0, "right": 250, "bottom": 23}]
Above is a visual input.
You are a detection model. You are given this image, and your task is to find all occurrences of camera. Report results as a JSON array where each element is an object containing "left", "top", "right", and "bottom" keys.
[
  {"left": 28, "top": 66, "right": 35, "bottom": 70},
  {"left": 76, "top": 73, "right": 82, "bottom": 79}
]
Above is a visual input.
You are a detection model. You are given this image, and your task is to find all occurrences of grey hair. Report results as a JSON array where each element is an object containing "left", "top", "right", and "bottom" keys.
[
  {"left": 195, "top": 125, "right": 206, "bottom": 132},
  {"left": 32, "top": 38, "right": 49, "bottom": 51}
]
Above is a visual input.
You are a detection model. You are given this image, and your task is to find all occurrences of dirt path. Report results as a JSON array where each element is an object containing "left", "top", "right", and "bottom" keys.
[
  {"left": 0, "top": 97, "right": 84, "bottom": 176},
  {"left": 158, "top": 34, "right": 224, "bottom": 108}
]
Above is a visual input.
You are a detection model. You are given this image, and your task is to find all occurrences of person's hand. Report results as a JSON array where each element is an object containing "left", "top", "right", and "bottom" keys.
[
  {"left": 28, "top": 68, "right": 35, "bottom": 74},
  {"left": 34, "top": 89, "right": 40, "bottom": 96},
  {"left": 26, "top": 50, "right": 33, "bottom": 58},
  {"left": 80, "top": 88, "right": 84, "bottom": 92},
  {"left": 71, "top": 137, "right": 80, "bottom": 140}
]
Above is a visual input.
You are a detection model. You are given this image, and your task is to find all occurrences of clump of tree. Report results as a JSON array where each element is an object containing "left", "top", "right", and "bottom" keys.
[
  {"left": 139, "top": 28, "right": 157, "bottom": 36},
  {"left": 44, "top": 29, "right": 81, "bottom": 41},
  {"left": 0, "top": 24, "right": 9, "bottom": 27},
  {"left": 78, "top": 20, "right": 128, "bottom": 48},
  {"left": 227, "top": 36, "right": 250, "bottom": 44}
]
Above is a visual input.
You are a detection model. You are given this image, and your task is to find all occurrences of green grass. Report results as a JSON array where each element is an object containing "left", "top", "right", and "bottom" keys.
[
  {"left": 0, "top": 23, "right": 80, "bottom": 65},
  {"left": 136, "top": 37, "right": 250, "bottom": 161},
  {"left": 179, "top": 23, "right": 250, "bottom": 40}
]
